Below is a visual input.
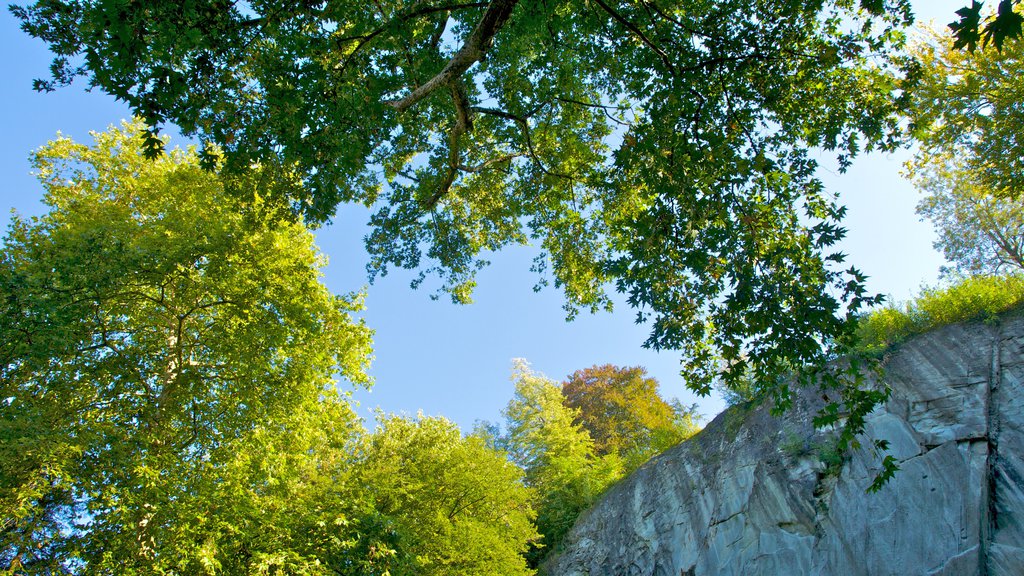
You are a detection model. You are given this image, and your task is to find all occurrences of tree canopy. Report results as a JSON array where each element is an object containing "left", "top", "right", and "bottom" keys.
[
  {"left": 0, "top": 121, "right": 374, "bottom": 571},
  {"left": 907, "top": 26, "right": 1024, "bottom": 276},
  {"left": 340, "top": 415, "right": 538, "bottom": 576},
  {"left": 1, "top": 123, "right": 539, "bottom": 575},
  {"left": 13, "top": 0, "right": 914, "bottom": 403},
  {"left": 562, "top": 364, "right": 698, "bottom": 468},
  {"left": 909, "top": 25, "right": 1024, "bottom": 201},
  {"left": 499, "top": 361, "right": 622, "bottom": 566},
  {"left": 913, "top": 160, "right": 1024, "bottom": 276}
]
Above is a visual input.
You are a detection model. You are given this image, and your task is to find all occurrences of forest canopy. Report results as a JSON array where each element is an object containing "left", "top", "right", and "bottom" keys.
[
  {"left": 13, "top": 0, "right": 922, "bottom": 410},
  {"left": 4, "top": 2, "right": 1024, "bottom": 571},
  {"left": 0, "top": 123, "right": 538, "bottom": 574}
]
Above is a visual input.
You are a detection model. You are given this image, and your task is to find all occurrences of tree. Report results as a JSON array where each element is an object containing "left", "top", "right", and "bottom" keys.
[
  {"left": 909, "top": 26, "right": 1024, "bottom": 201},
  {"left": 561, "top": 364, "right": 699, "bottom": 469},
  {"left": 500, "top": 361, "right": 621, "bottom": 566},
  {"left": 13, "top": 0, "right": 910, "bottom": 406},
  {"left": 0, "top": 122, "right": 374, "bottom": 573},
  {"left": 330, "top": 415, "right": 538, "bottom": 576},
  {"left": 906, "top": 26, "right": 1024, "bottom": 276},
  {"left": 913, "top": 157, "right": 1024, "bottom": 276}
]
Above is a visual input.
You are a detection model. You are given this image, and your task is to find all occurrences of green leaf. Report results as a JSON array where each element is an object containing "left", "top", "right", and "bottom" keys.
[
  {"left": 950, "top": 1, "right": 985, "bottom": 51},
  {"left": 984, "top": 0, "right": 1024, "bottom": 50}
]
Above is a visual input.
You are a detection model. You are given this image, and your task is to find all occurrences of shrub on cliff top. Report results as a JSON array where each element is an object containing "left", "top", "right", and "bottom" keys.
[{"left": 856, "top": 274, "right": 1024, "bottom": 354}]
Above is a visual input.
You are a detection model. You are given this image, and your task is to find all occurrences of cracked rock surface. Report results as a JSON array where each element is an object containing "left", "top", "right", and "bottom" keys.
[{"left": 543, "top": 315, "right": 1024, "bottom": 575}]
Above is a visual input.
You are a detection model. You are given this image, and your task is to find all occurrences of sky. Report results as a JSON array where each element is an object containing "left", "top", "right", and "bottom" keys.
[{"left": 0, "top": 2, "right": 960, "bottom": 431}]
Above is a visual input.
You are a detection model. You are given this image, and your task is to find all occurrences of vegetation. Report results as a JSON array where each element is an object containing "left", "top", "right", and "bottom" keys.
[
  {"left": 334, "top": 415, "right": 538, "bottom": 576},
  {"left": 0, "top": 122, "right": 368, "bottom": 572},
  {"left": 909, "top": 25, "right": 1024, "bottom": 203},
  {"left": 562, "top": 364, "right": 699, "bottom": 470},
  {"left": 856, "top": 24, "right": 1024, "bottom": 355},
  {"left": 487, "top": 361, "right": 698, "bottom": 566},
  {"left": 13, "top": 0, "right": 916, "bottom": 414},
  {"left": 856, "top": 274, "right": 1024, "bottom": 354},
  {"left": 497, "top": 361, "right": 623, "bottom": 567},
  {"left": 907, "top": 27, "right": 1024, "bottom": 276},
  {"left": 914, "top": 164, "right": 1024, "bottom": 276},
  {"left": 0, "top": 124, "right": 537, "bottom": 575},
  {"left": 4, "top": 1, "right": 1024, "bottom": 571},
  {"left": 948, "top": 0, "right": 1023, "bottom": 52}
]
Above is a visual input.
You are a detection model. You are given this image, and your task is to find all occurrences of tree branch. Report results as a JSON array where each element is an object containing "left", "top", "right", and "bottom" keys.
[
  {"left": 591, "top": 0, "right": 676, "bottom": 74},
  {"left": 423, "top": 81, "right": 474, "bottom": 209},
  {"left": 388, "top": 0, "right": 519, "bottom": 112},
  {"left": 473, "top": 105, "right": 573, "bottom": 179},
  {"left": 335, "top": 2, "right": 488, "bottom": 75},
  {"left": 458, "top": 154, "right": 519, "bottom": 172}
]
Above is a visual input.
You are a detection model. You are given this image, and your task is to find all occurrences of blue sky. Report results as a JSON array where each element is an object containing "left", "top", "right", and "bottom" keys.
[{"left": 0, "top": 2, "right": 958, "bottom": 430}]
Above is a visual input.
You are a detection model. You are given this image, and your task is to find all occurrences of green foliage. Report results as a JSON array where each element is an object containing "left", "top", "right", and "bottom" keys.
[
  {"left": 0, "top": 121, "right": 373, "bottom": 573},
  {"left": 780, "top": 433, "right": 846, "bottom": 476},
  {"left": 12, "top": 0, "right": 917, "bottom": 409},
  {"left": 856, "top": 274, "right": 1024, "bottom": 354},
  {"left": 950, "top": 0, "right": 1023, "bottom": 52},
  {"left": 562, "top": 364, "right": 699, "bottom": 470},
  {"left": 0, "top": 123, "right": 537, "bottom": 576},
  {"left": 908, "top": 26, "right": 1024, "bottom": 201},
  {"left": 906, "top": 29, "right": 1024, "bottom": 278},
  {"left": 914, "top": 167, "right": 1024, "bottom": 276},
  {"left": 500, "top": 361, "right": 622, "bottom": 567},
  {"left": 331, "top": 415, "right": 538, "bottom": 576},
  {"left": 866, "top": 454, "right": 901, "bottom": 493}
]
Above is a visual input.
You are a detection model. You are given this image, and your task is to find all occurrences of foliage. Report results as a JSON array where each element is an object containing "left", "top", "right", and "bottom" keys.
[
  {"left": 0, "top": 121, "right": 374, "bottom": 573},
  {"left": 151, "top": 392, "right": 366, "bottom": 575},
  {"left": 912, "top": 158, "right": 1024, "bottom": 276},
  {"left": 780, "top": 432, "right": 846, "bottom": 476},
  {"left": 561, "top": 364, "right": 699, "bottom": 470},
  {"left": 855, "top": 274, "right": 1024, "bottom": 354},
  {"left": 328, "top": 414, "right": 538, "bottom": 576},
  {"left": 13, "top": 0, "right": 915, "bottom": 409},
  {"left": 500, "top": 361, "right": 622, "bottom": 567},
  {"left": 908, "top": 26, "right": 1024, "bottom": 201},
  {"left": 0, "top": 123, "right": 541, "bottom": 576},
  {"left": 949, "top": 0, "right": 1023, "bottom": 51},
  {"left": 905, "top": 28, "right": 1024, "bottom": 278}
]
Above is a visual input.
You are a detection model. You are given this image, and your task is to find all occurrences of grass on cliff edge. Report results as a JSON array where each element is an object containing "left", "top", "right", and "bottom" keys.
[{"left": 856, "top": 274, "right": 1024, "bottom": 355}]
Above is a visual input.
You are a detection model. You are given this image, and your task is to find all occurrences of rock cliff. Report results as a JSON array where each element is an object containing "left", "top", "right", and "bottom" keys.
[{"left": 543, "top": 314, "right": 1024, "bottom": 575}]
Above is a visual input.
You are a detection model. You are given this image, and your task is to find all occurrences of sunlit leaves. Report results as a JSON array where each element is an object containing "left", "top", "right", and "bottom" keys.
[
  {"left": 908, "top": 26, "right": 1024, "bottom": 209},
  {"left": 0, "top": 121, "right": 373, "bottom": 572},
  {"left": 497, "top": 361, "right": 622, "bottom": 567},
  {"left": 337, "top": 415, "right": 538, "bottom": 576},
  {"left": 561, "top": 364, "right": 699, "bottom": 470}
]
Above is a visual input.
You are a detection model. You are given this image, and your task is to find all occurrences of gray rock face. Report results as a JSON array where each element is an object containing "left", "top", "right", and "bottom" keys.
[{"left": 543, "top": 315, "right": 1024, "bottom": 575}]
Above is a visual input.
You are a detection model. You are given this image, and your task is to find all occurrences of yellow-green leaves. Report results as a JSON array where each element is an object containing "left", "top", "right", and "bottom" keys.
[
  {"left": 909, "top": 26, "right": 1024, "bottom": 200},
  {"left": 856, "top": 274, "right": 1024, "bottom": 354},
  {"left": 497, "top": 361, "right": 623, "bottom": 567},
  {"left": 0, "top": 121, "right": 373, "bottom": 573},
  {"left": 336, "top": 415, "right": 538, "bottom": 576}
]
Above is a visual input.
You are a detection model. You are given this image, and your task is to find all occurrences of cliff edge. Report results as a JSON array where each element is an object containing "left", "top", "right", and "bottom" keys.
[{"left": 543, "top": 314, "right": 1024, "bottom": 575}]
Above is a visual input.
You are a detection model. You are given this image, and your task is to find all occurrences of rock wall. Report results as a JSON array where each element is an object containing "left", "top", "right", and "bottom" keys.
[{"left": 543, "top": 315, "right": 1024, "bottom": 575}]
